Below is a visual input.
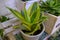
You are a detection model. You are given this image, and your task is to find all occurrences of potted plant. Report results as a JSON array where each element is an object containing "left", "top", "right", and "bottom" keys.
[
  {"left": 7, "top": 2, "right": 47, "bottom": 40},
  {"left": 40, "top": 0, "right": 60, "bottom": 34},
  {"left": 40, "top": 0, "right": 60, "bottom": 16}
]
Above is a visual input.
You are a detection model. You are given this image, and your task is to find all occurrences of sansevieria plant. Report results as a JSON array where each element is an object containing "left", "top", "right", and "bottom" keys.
[{"left": 7, "top": 2, "right": 47, "bottom": 35}]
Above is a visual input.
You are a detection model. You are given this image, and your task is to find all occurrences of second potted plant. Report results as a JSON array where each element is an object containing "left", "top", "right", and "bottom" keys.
[
  {"left": 7, "top": 2, "right": 47, "bottom": 40},
  {"left": 40, "top": 0, "right": 60, "bottom": 34},
  {"left": 40, "top": 0, "right": 60, "bottom": 16}
]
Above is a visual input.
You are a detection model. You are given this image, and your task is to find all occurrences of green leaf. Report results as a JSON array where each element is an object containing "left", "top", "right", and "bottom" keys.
[
  {"left": 13, "top": 25, "right": 20, "bottom": 29},
  {"left": 30, "top": 2, "right": 39, "bottom": 23},
  {"left": 27, "top": 3, "right": 33, "bottom": 16},
  {"left": 32, "top": 4, "right": 40, "bottom": 24},
  {"left": 27, "top": 24, "right": 39, "bottom": 35},
  {"left": 30, "top": 10, "right": 37, "bottom": 23},
  {"left": 23, "top": 8, "right": 30, "bottom": 23},
  {"left": 7, "top": 7, "right": 25, "bottom": 21},
  {"left": 0, "top": 29, "right": 4, "bottom": 37},
  {"left": 27, "top": 2, "right": 37, "bottom": 16},
  {"left": 7, "top": 7, "right": 31, "bottom": 25},
  {"left": 22, "top": 24, "right": 31, "bottom": 31}
]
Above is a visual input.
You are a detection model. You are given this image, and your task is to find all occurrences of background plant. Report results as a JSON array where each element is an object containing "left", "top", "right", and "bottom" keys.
[
  {"left": 0, "top": 29, "right": 4, "bottom": 39},
  {"left": 7, "top": 2, "right": 47, "bottom": 35},
  {"left": 40, "top": 0, "right": 60, "bottom": 16},
  {"left": 0, "top": 16, "right": 9, "bottom": 22},
  {"left": 48, "top": 29, "right": 60, "bottom": 40}
]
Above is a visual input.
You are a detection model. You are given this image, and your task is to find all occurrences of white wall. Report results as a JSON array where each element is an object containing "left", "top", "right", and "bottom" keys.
[{"left": 0, "top": 0, "right": 16, "bottom": 15}]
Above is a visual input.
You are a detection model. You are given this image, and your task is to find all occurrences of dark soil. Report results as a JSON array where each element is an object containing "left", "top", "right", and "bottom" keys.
[
  {"left": 3, "top": 36, "right": 9, "bottom": 40},
  {"left": 22, "top": 24, "right": 43, "bottom": 35}
]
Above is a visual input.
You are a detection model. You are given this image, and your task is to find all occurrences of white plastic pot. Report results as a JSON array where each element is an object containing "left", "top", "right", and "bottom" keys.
[{"left": 20, "top": 25, "right": 45, "bottom": 40}]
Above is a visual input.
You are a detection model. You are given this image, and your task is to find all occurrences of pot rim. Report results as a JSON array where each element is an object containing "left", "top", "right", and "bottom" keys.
[
  {"left": 20, "top": 24, "right": 45, "bottom": 37},
  {"left": 44, "top": 12, "right": 57, "bottom": 17}
]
